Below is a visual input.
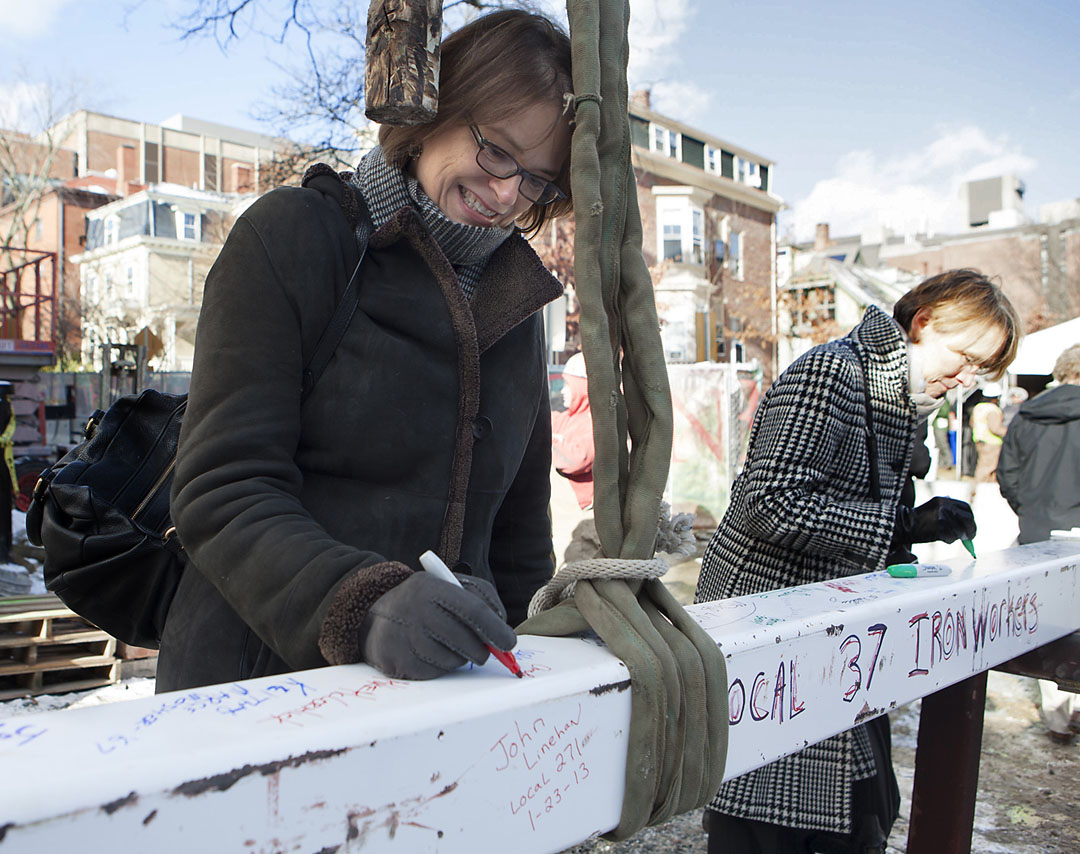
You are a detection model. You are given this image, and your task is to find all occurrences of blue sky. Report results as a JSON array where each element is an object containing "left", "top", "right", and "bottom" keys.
[{"left": 3, "top": 0, "right": 1078, "bottom": 242}]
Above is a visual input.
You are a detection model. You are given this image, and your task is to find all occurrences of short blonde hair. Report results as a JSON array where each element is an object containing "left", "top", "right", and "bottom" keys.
[
  {"left": 1054, "top": 344, "right": 1080, "bottom": 384},
  {"left": 893, "top": 269, "right": 1021, "bottom": 380}
]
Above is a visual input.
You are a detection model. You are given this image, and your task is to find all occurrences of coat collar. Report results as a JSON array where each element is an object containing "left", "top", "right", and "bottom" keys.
[{"left": 370, "top": 206, "right": 564, "bottom": 353}]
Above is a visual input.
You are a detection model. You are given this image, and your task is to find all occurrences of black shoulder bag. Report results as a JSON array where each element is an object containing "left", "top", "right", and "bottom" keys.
[{"left": 25, "top": 236, "right": 368, "bottom": 649}]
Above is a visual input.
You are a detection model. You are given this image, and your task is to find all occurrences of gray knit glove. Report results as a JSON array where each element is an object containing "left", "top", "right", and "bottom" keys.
[{"left": 358, "top": 572, "right": 516, "bottom": 680}]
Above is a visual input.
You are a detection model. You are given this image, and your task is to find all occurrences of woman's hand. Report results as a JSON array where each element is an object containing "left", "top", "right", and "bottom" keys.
[
  {"left": 895, "top": 497, "right": 977, "bottom": 545},
  {"left": 358, "top": 572, "right": 517, "bottom": 679}
]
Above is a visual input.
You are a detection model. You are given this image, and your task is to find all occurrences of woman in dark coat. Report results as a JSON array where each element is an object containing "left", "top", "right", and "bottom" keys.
[
  {"left": 695, "top": 269, "right": 1020, "bottom": 853},
  {"left": 158, "top": 11, "right": 574, "bottom": 691}
]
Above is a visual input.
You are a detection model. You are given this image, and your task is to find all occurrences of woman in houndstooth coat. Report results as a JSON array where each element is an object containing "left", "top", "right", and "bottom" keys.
[{"left": 696, "top": 270, "right": 1020, "bottom": 854}]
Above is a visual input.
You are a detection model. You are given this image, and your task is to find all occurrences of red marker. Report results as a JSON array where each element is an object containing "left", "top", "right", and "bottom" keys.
[{"left": 419, "top": 550, "right": 524, "bottom": 678}]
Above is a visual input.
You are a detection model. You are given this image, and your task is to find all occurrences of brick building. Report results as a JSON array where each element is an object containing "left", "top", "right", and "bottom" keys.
[
  {"left": 50, "top": 111, "right": 279, "bottom": 196},
  {"left": 628, "top": 92, "right": 783, "bottom": 380},
  {"left": 2, "top": 111, "right": 286, "bottom": 371}
]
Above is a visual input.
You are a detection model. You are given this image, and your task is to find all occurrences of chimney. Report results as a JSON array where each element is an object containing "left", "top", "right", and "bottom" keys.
[
  {"left": 814, "top": 223, "right": 831, "bottom": 252},
  {"left": 116, "top": 144, "right": 137, "bottom": 196},
  {"left": 629, "top": 89, "right": 651, "bottom": 112}
]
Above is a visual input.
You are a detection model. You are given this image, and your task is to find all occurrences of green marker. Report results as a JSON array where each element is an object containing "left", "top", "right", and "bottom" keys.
[
  {"left": 887, "top": 563, "right": 952, "bottom": 578},
  {"left": 961, "top": 538, "right": 976, "bottom": 559}
]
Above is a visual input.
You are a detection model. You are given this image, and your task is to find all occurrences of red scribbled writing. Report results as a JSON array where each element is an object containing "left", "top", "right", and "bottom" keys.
[
  {"left": 265, "top": 679, "right": 411, "bottom": 727},
  {"left": 495, "top": 705, "right": 593, "bottom": 831}
]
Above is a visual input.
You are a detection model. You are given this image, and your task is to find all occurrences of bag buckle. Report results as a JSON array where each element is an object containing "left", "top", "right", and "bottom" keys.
[{"left": 162, "top": 526, "right": 184, "bottom": 553}]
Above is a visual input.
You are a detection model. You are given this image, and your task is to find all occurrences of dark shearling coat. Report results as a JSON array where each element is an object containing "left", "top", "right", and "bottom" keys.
[
  {"left": 695, "top": 306, "right": 916, "bottom": 834},
  {"left": 157, "top": 170, "right": 561, "bottom": 692}
]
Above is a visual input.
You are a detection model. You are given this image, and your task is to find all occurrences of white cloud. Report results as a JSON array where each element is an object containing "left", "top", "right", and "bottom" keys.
[
  {"left": 790, "top": 126, "right": 1037, "bottom": 243},
  {"left": 648, "top": 80, "right": 712, "bottom": 125},
  {"left": 627, "top": 0, "right": 692, "bottom": 83},
  {"left": 0, "top": 0, "right": 77, "bottom": 39}
]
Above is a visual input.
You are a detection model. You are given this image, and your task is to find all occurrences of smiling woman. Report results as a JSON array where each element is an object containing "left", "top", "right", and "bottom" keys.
[
  {"left": 410, "top": 105, "right": 570, "bottom": 229},
  {"left": 156, "top": 10, "right": 577, "bottom": 693},
  {"left": 379, "top": 10, "right": 574, "bottom": 237}
]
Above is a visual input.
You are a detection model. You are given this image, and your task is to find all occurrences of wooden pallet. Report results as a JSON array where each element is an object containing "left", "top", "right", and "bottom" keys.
[{"left": 0, "top": 594, "right": 120, "bottom": 701}]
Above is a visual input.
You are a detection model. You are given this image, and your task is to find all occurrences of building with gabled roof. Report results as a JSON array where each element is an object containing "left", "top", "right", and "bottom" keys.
[
  {"left": 71, "top": 183, "right": 251, "bottom": 371},
  {"left": 628, "top": 92, "right": 785, "bottom": 381}
]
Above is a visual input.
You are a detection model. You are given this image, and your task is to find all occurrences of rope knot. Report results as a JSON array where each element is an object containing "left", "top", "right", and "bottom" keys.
[{"left": 527, "top": 557, "right": 668, "bottom": 618}]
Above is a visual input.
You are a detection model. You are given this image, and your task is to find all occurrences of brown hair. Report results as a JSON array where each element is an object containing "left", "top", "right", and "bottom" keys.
[
  {"left": 893, "top": 268, "right": 1021, "bottom": 380},
  {"left": 1054, "top": 344, "right": 1080, "bottom": 384},
  {"left": 378, "top": 10, "right": 574, "bottom": 237}
]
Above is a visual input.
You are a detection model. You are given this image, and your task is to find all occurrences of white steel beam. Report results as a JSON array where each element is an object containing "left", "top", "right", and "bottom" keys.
[{"left": 1, "top": 541, "right": 1077, "bottom": 853}]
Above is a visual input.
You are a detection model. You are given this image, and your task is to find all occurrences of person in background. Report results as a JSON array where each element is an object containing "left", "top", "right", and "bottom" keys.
[
  {"left": 158, "top": 10, "right": 574, "bottom": 690},
  {"left": 971, "top": 383, "right": 1006, "bottom": 483},
  {"left": 696, "top": 269, "right": 1020, "bottom": 854},
  {"left": 997, "top": 343, "right": 1080, "bottom": 745},
  {"left": 1001, "top": 385, "right": 1028, "bottom": 428},
  {"left": 551, "top": 352, "right": 601, "bottom": 565}
]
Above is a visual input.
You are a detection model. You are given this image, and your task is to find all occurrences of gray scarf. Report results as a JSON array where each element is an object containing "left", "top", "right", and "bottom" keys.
[{"left": 351, "top": 146, "right": 513, "bottom": 300}]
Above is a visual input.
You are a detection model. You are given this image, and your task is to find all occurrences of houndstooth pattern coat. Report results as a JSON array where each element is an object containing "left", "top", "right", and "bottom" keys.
[{"left": 695, "top": 305, "right": 916, "bottom": 834}]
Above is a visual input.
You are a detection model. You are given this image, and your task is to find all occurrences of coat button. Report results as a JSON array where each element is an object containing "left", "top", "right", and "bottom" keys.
[
  {"left": 472, "top": 415, "right": 493, "bottom": 440},
  {"left": 453, "top": 561, "right": 472, "bottom": 575}
]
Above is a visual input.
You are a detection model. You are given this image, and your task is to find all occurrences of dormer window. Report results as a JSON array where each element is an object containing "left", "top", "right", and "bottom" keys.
[
  {"left": 737, "top": 157, "right": 761, "bottom": 188},
  {"left": 104, "top": 217, "right": 118, "bottom": 246},
  {"left": 651, "top": 124, "right": 680, "bottom": 160}
]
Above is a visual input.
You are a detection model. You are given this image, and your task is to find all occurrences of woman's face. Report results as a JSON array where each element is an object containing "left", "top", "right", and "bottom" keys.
[
  {"left": 411, "top": 100, "right": 568, "bottom": 229},
  {"left": 909, "top": 308, "right": 1004, "bottom": 398}
]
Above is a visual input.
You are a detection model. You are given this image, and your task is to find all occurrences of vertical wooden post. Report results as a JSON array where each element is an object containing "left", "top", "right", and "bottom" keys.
[
  {"left": 365, "top": 0, "right": 443, "bottom": 126},
  {"left": 907, "top": 671, "right": 988, "bottom": 854}
]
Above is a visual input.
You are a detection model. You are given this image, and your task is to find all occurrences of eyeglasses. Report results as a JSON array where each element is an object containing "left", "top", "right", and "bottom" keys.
[{"left": 469, "top": 125, "right": 566, "bottom": 206}]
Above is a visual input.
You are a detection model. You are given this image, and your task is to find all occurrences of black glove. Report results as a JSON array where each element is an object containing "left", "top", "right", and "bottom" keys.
[
  {"left": 895, "top": 497, "right": 976, "bottom": 545},
  {"left": 358, "top": 571, "right": 516, "bottom": 680}
]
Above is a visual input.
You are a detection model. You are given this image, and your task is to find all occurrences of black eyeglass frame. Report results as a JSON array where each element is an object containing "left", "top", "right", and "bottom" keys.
[{"left": 469, "top": 124, "right": 566, "bottom": 206}]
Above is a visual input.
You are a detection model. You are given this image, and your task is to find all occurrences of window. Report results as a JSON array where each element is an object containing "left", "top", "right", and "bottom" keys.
[
  {"left": 663, "top": 222, "right": 682, "bottom": 262},
  {"left": 182, "top": 212, "right": 198, "bottom": 241},
  {"left": 656, "top": 198, "right": 705, "bottom": 266},
  {"left": 204, "top": 153, "right": 219, "bottom": 192},
  {"left": 104, "top": 217, "right": 118, "bottom": 246},
  {"left": 691, "top": 209, "right": 704, "bottom": 264},
  {"left": 86, "top": 273, "right": 98, "bottom": 303},
  {"left": 144, "top": 142, "right": 160, "bottom": 183},
  {"left": 125, "top": 265, "right": 135, "bottom": 299},
  {"left": 737, "top": 157, "right": 761, "bottom": 188},
  {"left": 651, "top": 124, "right": 680, "bottom": 159},
  {"left": 728, "top": 230, "right": 744, "bottom": 279},
  {"left": 706, "top": 146, "right": 720, "bottom": 175}
]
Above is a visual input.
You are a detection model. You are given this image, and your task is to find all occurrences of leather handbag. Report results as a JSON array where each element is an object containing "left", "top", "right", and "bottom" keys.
[{"left": 26, "top": 390, "right": 186, "bottom": 649}]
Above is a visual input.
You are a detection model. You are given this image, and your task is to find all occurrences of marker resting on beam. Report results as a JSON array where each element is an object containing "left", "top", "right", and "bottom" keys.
[
  {"left": 419, "top": 549, "right": 524, "bottom": 678},
  {"left": 887, "top": 563, "right": 953, "bottom": 578}
]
